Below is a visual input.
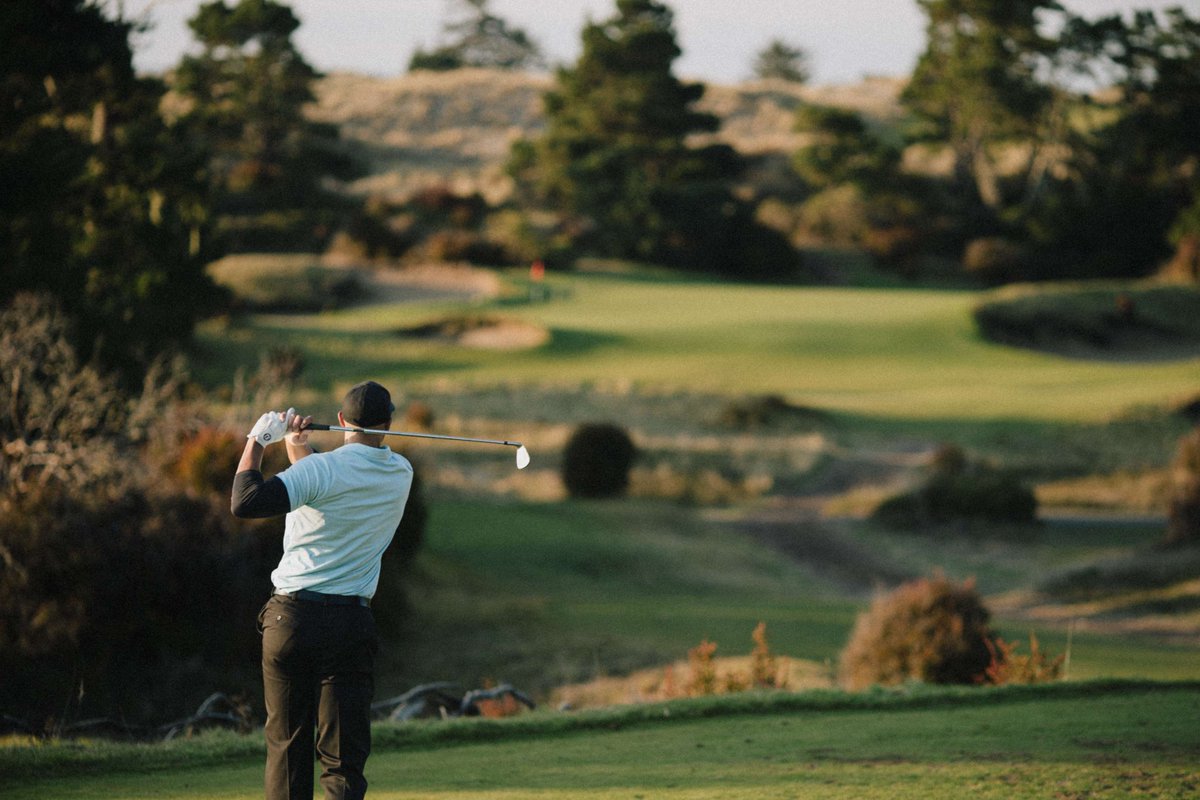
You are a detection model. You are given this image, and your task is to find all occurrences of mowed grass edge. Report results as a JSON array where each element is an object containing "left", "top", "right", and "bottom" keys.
[{"left": 4, "top": 680, "right": 1197, "bottom": 786}]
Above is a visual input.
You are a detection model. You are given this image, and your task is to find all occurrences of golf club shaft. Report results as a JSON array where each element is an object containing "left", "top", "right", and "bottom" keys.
[{"left": 304, "top": 423, "right": 522, "bottom": 449}]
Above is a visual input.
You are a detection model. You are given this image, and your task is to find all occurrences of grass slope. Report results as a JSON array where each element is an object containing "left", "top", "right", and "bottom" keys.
[
  {"left": 5, "top": 682, "right": 1198, "bottom": 799},
  {"left": 196, "top": 271, "right": 1200, "bottom": 422},
  {"left": 376, "top": 498, "right": 1200, "bottom": 703}
]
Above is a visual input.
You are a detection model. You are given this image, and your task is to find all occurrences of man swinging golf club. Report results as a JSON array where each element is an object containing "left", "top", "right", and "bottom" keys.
[{"left": 231, "top": 380, "right": 412, "bottom": 800}]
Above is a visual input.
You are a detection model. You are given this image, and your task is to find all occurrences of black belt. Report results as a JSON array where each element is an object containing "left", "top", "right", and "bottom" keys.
[{"left": 276, "top": 589, "right": 370, "bottom": 607}]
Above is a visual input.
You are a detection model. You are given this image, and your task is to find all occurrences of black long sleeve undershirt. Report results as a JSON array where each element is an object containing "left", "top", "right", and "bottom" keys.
[{"left": 231, "top": 470, "right": 292, "bottom": 518}]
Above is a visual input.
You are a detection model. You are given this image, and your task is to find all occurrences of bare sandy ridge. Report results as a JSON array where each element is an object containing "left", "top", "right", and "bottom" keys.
[{"left": 309, "top": 69, "right": 907, "bottom": 201}]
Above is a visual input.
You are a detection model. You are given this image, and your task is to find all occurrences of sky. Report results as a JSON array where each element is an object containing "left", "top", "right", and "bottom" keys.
[{"left": 113, "top": 0, "right": 1200, "bottom": 86}]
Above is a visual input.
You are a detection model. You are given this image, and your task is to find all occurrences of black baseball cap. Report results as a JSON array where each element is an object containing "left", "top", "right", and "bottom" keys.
[{"left": 341, "top": 380, "right": 395, "bottom": 427}]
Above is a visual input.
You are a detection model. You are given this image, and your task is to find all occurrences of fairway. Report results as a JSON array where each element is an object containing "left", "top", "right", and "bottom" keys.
[
  {"left": 196, "top": 272, "right": 1200, "bottom": 422},
  {"left": 7, "top": 684, "right": 1198, "bottom": 799}
]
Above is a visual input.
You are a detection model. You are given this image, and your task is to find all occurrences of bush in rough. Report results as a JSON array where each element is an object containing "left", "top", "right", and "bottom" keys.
[
  {"left": 871, "top": 443, "right": 1037, "bottom": 528},
  {"left": 561, "top": 423, "right": 637, "bottom": 499},
  {"left": 983, "top": 633, "right": 1065, "bottom": 685},
  {"left": 172, "top": 427, "right": 288, "bottom": 496},
  {"left": 838, "top": 574, "right": 998, "bottom": 690},
  {"left": 0, "top": 484, "right": 280, "bottom": 729}
]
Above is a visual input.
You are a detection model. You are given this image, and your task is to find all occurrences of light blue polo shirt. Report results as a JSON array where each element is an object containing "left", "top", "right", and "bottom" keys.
[{"left": 274, "top": 443, "right": 412, "bottom": 599}]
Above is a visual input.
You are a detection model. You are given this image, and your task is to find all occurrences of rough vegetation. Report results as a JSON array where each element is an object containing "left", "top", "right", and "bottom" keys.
[
  {"left": 973, "top": 282, "right": 1200, "bottom": 355},
  {"left": 561, "top": 423, "right": 639, "bottom": 499},
  {"left": 871, "top": 444, "right": 1037, "bottom": 528},
  {"left": 838, "top": 575, "right": 998, "bottom": 690}
]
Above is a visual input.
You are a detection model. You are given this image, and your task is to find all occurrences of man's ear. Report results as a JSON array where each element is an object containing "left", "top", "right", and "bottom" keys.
[{"left": 337, "top": 411, "right": 347, "bottom": 426}]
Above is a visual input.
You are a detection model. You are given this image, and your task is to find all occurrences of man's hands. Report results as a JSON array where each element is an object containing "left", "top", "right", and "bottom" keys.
[
  {"left": 286, "top": 411, "right": 314, "bottom": 446},
  {"left": 247, "top": 408, "right": 295, "bottom": 446}
]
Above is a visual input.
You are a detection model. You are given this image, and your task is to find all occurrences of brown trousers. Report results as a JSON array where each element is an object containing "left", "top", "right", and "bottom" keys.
[{"left": 259, "top": 594, "right": 378, "bottom": 800}]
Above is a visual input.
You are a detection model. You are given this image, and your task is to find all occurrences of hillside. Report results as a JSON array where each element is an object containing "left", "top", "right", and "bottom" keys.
[{"left": 309, "top": 69, "right": 907, "bottom": 202}]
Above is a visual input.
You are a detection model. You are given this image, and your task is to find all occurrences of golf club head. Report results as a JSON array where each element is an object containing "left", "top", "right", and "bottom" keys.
[{"left": 515, "top": 445, "right": 530, "bottom": 469}]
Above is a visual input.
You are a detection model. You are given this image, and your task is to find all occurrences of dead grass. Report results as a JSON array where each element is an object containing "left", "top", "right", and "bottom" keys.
[
  {"left": 550, "top": 655, "right": 834, "bottom": 710},
  {"left": 1036, "top": 470, "right": 1173, "bottom": 513},
  {"left": 308, "top": 70, "right": 907, "bottom": 201}
]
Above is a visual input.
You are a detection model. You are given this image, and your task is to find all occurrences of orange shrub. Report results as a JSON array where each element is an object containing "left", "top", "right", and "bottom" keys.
[
  {"left": 171, "top": 427, "right": 289, "bottom": 496},
  {"left": 667, "top": 623, "right": 789, "bottom": 698},
  {"left": 983, "top": 633, "right": 1065, "bottom": 685},
  {"left": 749, "top": 621, "right": 789, "bottom": 689},
  {"left": 838, "top": 575, "right": 997, "bottom": 690},
  {"left": 685, "top": 640, "right": 720, "bottom": 696}
]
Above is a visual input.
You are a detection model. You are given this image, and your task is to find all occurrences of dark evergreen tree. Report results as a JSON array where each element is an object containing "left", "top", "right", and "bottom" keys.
[
  {"left": 1047, "top": 8, "right": 1200, "bottom": 279},
  {"left": 0, "top": 0, "right": 225, "bottom": 375},
  {"left": 752, "top": 39, "right": 811, "bottom": 83},
  {"left": 508, "top": 0, "right": 798, "bottom": 278},
  {"left": 792, "top": 105, "right": 901, "bottom": 190},
  {"left": 174, "top": 0, "right": 360, "bottom": 251},
  {"left": 409, "top": 0, "right": 543, "bottom": 72},
  {"left": 903, "top": 0, "right": 1061, "bottom": 216}
]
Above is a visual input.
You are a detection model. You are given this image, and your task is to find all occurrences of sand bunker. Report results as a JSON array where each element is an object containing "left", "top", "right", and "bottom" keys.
[{"left": 397, "top": 314, "right": 549, "bottom": 350}]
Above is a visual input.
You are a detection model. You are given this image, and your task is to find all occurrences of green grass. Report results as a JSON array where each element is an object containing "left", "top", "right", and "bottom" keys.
[
  {"left": 379, "top": 498, "right": 858, "bottom": 693},
  {"left": 194, "top": 271, "right": 1200, "bottom": 422},
  {"left": 5, "top": 682, "right": 1198, "bottom": 799},
  {"left": 135, "top": 266, "right": 1200, "bottom": 797},
  {"left": 371, "top": 497, "right": 1199, "bottom": 701}
]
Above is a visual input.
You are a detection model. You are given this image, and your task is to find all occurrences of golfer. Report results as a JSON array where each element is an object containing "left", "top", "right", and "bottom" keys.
[{"left": 232, "top": 380, "right": 413, "bottom": 800}]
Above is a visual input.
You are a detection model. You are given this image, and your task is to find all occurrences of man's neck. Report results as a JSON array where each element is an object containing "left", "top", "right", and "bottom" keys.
[{"left": 344, "top": 432, "right": 386, "bottom": 448}]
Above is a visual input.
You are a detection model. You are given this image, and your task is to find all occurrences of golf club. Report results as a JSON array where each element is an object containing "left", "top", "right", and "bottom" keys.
[{"left": 303, "top": 423, "right": 531, "bottom": 469}]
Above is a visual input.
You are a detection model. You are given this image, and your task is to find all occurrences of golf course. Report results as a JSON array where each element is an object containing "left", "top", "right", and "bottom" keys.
[
  {"left": 8, "top": 0, "right": 1200, "bottom": 796},
  {"left": 6, "top": 261, "right": 1199, "bottom": 799}
]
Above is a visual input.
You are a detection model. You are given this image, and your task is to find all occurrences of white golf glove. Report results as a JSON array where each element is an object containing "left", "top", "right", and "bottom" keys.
[{"left": 247, "top": 408, "right": 295, "bottom": 446}]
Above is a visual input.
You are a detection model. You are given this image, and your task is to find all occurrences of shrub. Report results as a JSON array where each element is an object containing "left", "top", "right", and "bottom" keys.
[
  {"left": 748, "top": 621, "right": 788, "bottom": 689},
  {"left": 629, "top": 463, "right": 772, "bottom": 506},
  {"left": 983, "top": 633, "right": 1065, "bottom": 685},
  {"left": 0, "top": 293, "right": 287, "bottom": 730},
  {"left": 670, "top": 623, "right": 788, "bottom": 698},
  {"left": 1, "top": 294, "right": 128, "bottom": 486},
  {"left": 796, "top": 185, "right": 869, "bottom": 244},
  {"left": 685, "top": 640, "right": 720, "bottom": 696},
  {"left": 561, "top": 423, "right": 637, "bottom": 499},
  {"left": 1165, "top": 426, "right": 1200, "bottom": 546},
  {"left": 171, "top": 427, "right": 289, "bottom": 496},
  {"left": 421, "top": 230, "right": 512, "bottom": 266},
  {"left": 862, "top": 224, "right": 923, "bottom": 269},
  {"left": 871, "top": 443, "right": 1037, "bottom": 528},
  {"left": 715, "top": 394, "right": 831, "bottom": 429},
  {"left": 0, "top": 484, "right": 279, "bottom": 729},
  {"left": 838, "top": 575, "right": 998, "bottom": 690},
  {"left": 403, "top": 401, "right": 436, "bottom": 431},
  {"left": 971, "top": 282, "right": 1200, "bottom": 351}
]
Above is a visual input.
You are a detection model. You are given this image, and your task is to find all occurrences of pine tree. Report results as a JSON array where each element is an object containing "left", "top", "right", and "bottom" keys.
[
  {"left": 509, "top": 0, "right": 798, "bottom": 277},
  {"left": 0, "top": 0, "right": 224, "bottom": 375},
  {"left": 174, "top": 0, "right": 359, "bottom": 250}
]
